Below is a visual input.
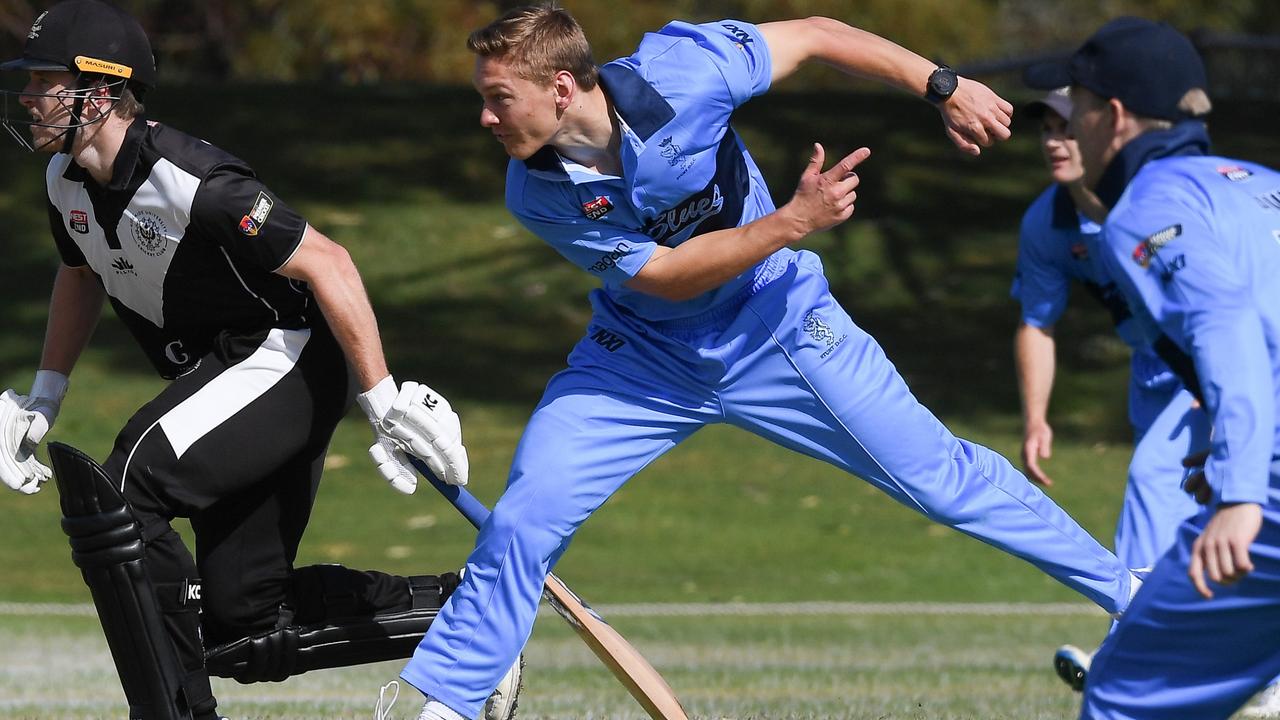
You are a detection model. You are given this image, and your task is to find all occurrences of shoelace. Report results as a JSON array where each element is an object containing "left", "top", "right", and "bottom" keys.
[{"left": 374, "top": 680, "right": 399, "bottom": 720}]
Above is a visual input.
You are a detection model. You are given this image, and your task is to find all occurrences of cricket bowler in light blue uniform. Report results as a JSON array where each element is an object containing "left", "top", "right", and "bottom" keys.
[
  {"left": 403, "top": 8, "right": 1136, "bottom": 719},
  {"left": 1011, "top": 89, "right": 1206, "bottom": 574},
  {"left": 1029, "top": 16, "right": 1280, "bottom": 720}
]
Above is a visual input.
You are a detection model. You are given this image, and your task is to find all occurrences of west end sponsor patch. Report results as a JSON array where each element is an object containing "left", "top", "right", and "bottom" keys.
[
  {"left": 1131, "top": 224, "right": 1182, "bottom": 268},
  {"left": 1217, "top": 165, "right": 1253, "bottom": 182},
  {"left": 581, "top": 195, "right": 613, "bottom": 221},
  {"left": 69, "top": 210, "right": 89, "bottom": 234},
  {"left": 239, "top": 192, "right": 274, "bottom": 236}
]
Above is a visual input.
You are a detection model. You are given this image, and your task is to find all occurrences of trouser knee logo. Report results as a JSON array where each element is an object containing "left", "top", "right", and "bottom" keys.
[
  {"left": 589, "top": 327, "right": 627, "bottom": 353},
  {"left": 803, "top": 310, "right": 847, "bottom": 359}
]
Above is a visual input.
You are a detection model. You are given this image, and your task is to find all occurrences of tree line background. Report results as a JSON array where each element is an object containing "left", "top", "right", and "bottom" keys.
[{"left": 1, "top": 0, "right": 1278, "bottom": 90}]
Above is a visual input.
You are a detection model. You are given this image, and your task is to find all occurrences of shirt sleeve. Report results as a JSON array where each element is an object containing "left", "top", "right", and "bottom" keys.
[
  {"left": 47, "top": 198, "right": 87, "bottom": 267},
  {"left": 511, "top": 205, "right": 657, "bottom": 288},
  {"left": 1099, "top": 203, "right": 1274, "bottom": 505},
  {"left": 188, "top": 166, "right": 308, "bottom": 272},
  {"left": 646, "top": 20, "right": 772, "bottom": 110},
  {"left": 1011, "top": 207, "right": 1071, "bottom": 328}
]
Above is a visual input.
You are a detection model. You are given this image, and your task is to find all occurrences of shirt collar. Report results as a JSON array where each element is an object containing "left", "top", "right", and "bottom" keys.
[
  {"left": 60, "top": 115, "right": 148, "bottom": 190},
  {"left": 1095, "top": 120, "right": 1211, "bottom": 209},
  {"left": 522, "top": 62, "right": 675, "bottom": 183}
]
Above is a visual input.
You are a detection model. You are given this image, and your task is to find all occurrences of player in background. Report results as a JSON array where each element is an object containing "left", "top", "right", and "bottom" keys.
[
  {"left": 398, "top": 6, "right": 1145, "bottom": 719},
  {"left": 0, "top": 2, "right": 517, "bottom": 718},
  {"left": 1028, "top": 16, "right": 1280, "bottom": 719},
  {"left": 1008, "top": 87, "right": 1208, "bottom": 691}
]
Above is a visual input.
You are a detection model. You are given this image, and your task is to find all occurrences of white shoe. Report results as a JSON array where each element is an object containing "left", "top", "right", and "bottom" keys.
[
  {"left": 412, "top": 655, "right": 523, "bottom": 720},
  {"left": 1241, "top": 683, "right": 1280, "bottom": 718},
  {"left": 483, "top": 655, "right": 524, "bottom": 720},
  {"left": 1053, "top": 644, "right": 1092, "bottom": 692}
]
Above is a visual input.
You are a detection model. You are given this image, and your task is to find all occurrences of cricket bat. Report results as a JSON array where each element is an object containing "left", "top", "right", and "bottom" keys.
[{"left": 407, "top": 457, "right": 689, "bottom": 720}]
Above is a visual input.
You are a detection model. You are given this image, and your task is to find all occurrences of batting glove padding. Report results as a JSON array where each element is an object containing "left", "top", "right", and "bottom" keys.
[
  {"left": 357, "top": 376, "right": 469, "bottom": 490},
  {"left": 0, "top": 390, "right": 51, "bottom": 494}
]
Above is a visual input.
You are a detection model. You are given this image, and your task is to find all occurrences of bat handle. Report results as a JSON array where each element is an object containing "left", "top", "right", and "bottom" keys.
[{"left": 408, "top": 456, "right": 492, "bottom": 530}]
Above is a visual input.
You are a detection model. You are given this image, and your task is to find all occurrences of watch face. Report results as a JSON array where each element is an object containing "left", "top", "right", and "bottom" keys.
[{"left": 931, "top": 68, "right": 958, "bottom": 96}]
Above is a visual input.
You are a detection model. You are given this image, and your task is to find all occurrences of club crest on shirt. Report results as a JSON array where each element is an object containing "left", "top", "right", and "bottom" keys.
[
  {"left": 239, "top": 192, "right": 274, "bottom": 236},
  {"left": 130, "top": 210, "right": 169, "bottom": 257},
  {"left": 69, "top": 210, "right": 89, "bottom": 234},
  {"left": 581, "top": 195, "right": 613, "bottom": 221},
  {"left": 1217, "top": 165, "right": 1253, "bottom": 183},
  {"left": 1131, "top": 224, "right": 1181, "bottom": 267},
  {"left": 28, "top": 11, "right": 47, "bottom": 40}
]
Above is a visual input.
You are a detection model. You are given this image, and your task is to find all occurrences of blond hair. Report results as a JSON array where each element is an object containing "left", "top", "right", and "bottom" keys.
[{"left": 467, "top": 3, "right": 598, "bottom": 90}]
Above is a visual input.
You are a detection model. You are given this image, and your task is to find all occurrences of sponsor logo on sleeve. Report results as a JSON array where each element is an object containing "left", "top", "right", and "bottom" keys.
[
  {"left": 1217, "top": 165, "right": 1254, "bottom": 182},
  {"left": 721, "top": 23, "right": 753, "bottom": 46},
  {"left": 130, "top": 211, "right": 170, "bottom": 257},
  {"left": 588, "top": 241, "right": 630, "bottom": 274},
  {"left": 238, "top": 192, "right": 274, "bottom": 236},
  {"left": 581, "top": 195, "right": 613, "bottom": 221},
  {"left": 1131, "top": 224, "right": 1181, "bottom": 267},
  {"left": 69, "top": 210, "right": 89, "bottom": 234}
]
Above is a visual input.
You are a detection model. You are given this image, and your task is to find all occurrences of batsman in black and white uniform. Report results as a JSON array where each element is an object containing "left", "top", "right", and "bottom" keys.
[{"left": 0, "top": 2, "right": 520, "bottom": 719}]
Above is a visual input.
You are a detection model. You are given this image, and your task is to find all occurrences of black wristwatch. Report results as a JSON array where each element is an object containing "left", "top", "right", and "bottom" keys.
[{"left": 924, "top": 65, "right": 958, "bottom": 104}]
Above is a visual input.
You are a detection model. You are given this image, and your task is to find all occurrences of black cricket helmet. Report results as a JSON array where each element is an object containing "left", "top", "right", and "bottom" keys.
[{"left": 0, "top": 0, "right": 156, "bottom": 152}]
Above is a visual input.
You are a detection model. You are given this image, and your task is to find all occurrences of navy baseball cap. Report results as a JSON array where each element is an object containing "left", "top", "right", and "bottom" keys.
[
  {"left": 0, "top": 0, "right": 156, "bottom": 90},
  {"left": 1024, "top": 17, "right": 1207, "bottom": 121}
]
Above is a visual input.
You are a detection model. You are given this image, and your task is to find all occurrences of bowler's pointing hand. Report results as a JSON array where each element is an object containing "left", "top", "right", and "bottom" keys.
[
  {"left": 938, "top": 77, "right": 1014, "bottom": 156},
  {"left": 784, "top": 144, "right": 873, "bottom": 236}
]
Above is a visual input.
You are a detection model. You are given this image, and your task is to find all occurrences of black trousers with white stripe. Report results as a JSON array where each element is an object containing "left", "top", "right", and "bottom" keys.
[{"left": 99, "top": 321, "right": 414, "bottom": 717}]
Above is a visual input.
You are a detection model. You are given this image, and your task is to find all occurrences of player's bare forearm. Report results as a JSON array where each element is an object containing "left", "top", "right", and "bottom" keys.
[
  {"left": 758, "top": 17, "right": 1011, "bottom": 155},
  {"left": 277, "top": 226, "right": 390, "bottom": 391},
  {"left": 759, "top": 17, "right": 935, "bottom": 93},
  {"left": 1014, "top": 323, "right": 1056, "bottom": 428},
  {"left": 39, "top": 264, "right": 104, "bottom": 377}
]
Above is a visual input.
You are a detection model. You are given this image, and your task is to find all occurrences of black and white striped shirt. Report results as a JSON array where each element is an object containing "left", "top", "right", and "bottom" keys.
[{"left": 45, "top": 117, "right": 313, "bottom": 379}]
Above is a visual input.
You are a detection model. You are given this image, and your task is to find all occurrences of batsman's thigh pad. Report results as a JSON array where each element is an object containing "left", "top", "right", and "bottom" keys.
[
  {"left": 205, "top": 572, "right": 453, "bottom": 683},
  {"left": 49, "top": 441, "right": 213, "bottom": 720}
]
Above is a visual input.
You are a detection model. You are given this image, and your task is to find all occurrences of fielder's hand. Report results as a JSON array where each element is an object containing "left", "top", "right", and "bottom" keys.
[
  {"left": 937, "top": 77, "right": 1013, "bottom": 156},
  {"left": 1189, "top": 502, "right": 1262, "bottom": 599},
  {"left": 1181, "top": 449, "right": 1212, "bottom": 504},
  {"left": 357, "top": 376, "right": 469, "bottom": 492},
  {"left": 1021, "top": 420, "right": 1055, "bottom": 487},
  {"left": 0, "top": 390, "right": 51, "bottom": 494}
]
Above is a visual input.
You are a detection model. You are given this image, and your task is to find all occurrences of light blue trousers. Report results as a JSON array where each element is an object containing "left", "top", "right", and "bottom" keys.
[
  {"left": 403, "top": 252, "right": 1130, "bottom": 717},
  {"left": 1116, "top": 383, "right": 1208, "bottom": 570},
  {"left": 1083, "top": 466, "right": 1280, "bottom": 720}
]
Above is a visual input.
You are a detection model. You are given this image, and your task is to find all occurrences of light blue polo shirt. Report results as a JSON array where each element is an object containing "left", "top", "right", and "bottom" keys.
[
  {"left": 505, "top": 19, "right": 790, "bottom": 322},
  {"left": 1011, "top": 183, "right": 1175, "bottom": 392},
  {"left": 1097, "top": 155, "right": 1280, "bottom": 505}
]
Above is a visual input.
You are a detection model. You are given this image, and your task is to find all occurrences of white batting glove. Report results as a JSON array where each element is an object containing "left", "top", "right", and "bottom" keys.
[
  {"left": 357, "top": 376, "right": 470, "bottom": 490},
  {"left": 0, "top": 390, "right": 52, "bottom": 494}
]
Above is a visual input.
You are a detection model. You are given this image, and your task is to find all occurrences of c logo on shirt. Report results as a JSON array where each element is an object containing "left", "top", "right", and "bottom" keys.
[
  {"left": 164, "top": 340, "right": 190, "bottom": 366},
  {"left": 130, "top": 211, "right": 170, "bottom": 257}
]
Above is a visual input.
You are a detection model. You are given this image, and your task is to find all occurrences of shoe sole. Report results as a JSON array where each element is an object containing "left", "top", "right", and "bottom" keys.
[{"left": 1053, "top": 650, "right": 1088, "bottom": 692}]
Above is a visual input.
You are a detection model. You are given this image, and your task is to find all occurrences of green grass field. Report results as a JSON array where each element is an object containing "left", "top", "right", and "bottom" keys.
[{"left": 1, "top": 84, "right": 1278, "bottom": 718}]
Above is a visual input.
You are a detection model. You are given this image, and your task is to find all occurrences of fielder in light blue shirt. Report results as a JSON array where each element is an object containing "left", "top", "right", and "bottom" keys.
[
  {"left": 403, "top": 8, "right": 1139, "bottom": 719},
  {"left": 1010, "top": 88, "right": 1209, "bottom": 694},
  {"left": 1030, "top": 16, "right": 1280, "bottom": 720}
]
